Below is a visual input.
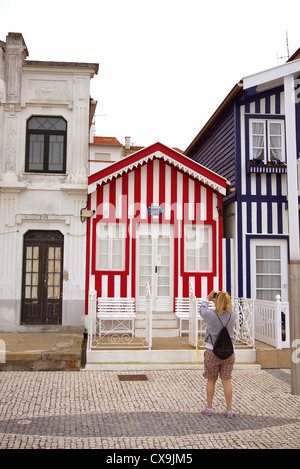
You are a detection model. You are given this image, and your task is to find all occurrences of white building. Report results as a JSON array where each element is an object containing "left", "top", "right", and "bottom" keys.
[
  {"left": 89, "top": 134, "right": 144, "bottom": 175},
  {"left": 0, "top": 32, "right": 98, "bottom": 331}
]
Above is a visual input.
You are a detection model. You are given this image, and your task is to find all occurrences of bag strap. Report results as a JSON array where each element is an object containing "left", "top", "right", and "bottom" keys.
[
  {"left": 215, "top": 311, "right": 231, "bottom": 328},
  {"left": 208, "top": 312, "right": 231, "bottom": 345}
]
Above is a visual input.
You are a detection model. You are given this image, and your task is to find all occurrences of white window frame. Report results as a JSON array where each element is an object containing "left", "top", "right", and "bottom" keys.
[
  {"left": 184, "top": 224, "right": 212, "bottom": 273},
  {"left": 249, "top": 119, "right": 285, "bottom": 164},
  {"left": 96, "top": 222, "right": 126, "bottom": 271}
]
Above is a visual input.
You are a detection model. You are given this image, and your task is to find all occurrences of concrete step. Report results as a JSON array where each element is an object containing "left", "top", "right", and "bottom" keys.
[{"left": 86, "top": 347, "right": 259, "bottom": 370}]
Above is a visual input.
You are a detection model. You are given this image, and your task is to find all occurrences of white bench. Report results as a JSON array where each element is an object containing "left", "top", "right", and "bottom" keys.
[
  {"left": 97, "top": 298, "right": 136, "bottom": 336},
  {"left": 175, "top": 297, "right": 214, "bottom": 336}
]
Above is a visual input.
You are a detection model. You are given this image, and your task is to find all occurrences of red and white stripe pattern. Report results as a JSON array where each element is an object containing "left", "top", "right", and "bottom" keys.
[{"left": 86, "top": 143, "right": 227, "bottom": 311}]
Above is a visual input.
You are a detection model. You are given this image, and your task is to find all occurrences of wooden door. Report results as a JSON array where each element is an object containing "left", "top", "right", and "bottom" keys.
[{"left": 21, "top": 230, "right": 63, "bottom": 325}]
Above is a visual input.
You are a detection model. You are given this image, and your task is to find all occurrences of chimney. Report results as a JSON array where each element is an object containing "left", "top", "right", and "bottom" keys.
[{"left": 125, "top": 136, "right": 131, "bottom": 150}]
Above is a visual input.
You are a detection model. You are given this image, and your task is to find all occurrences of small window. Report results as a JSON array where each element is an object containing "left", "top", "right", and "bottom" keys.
[
  {"left": 96, "top": 222, "right": 126, "bottom": 271},
  {"left": 25, "top": 116, "right": 67, "bottom": 173},
  {"left": 249, "top": 119, "right": 285, "bottom": 164},
  {"left": 184, "top": 224, "right": 212, "bottom": 272}
]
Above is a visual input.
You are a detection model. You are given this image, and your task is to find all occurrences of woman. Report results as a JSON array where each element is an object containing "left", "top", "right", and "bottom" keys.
[{"left": 199, "top": 290, "right": 237, "bottom": 419}]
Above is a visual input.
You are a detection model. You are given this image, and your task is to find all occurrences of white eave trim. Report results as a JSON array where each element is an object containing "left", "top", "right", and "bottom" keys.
[
  {"left": 243, "top": 58, "right": 300, "bottom": 90},
  {"left": 88, "top": 151, "right": 228, "bottom": 195}
]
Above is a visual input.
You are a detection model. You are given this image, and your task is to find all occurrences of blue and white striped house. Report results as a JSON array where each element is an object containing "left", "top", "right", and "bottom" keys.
[{"left": 185, "top": 48, "right": 300, "bottom": 303}]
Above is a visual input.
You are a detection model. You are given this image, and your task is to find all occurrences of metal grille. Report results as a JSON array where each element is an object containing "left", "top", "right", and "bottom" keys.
[{"left": 117, "top": 374, "right": 148, "bottom": 382}]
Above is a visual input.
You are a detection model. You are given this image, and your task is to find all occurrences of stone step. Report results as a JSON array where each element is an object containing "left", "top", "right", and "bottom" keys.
[{"left": 136, "top": 311, "right": 180, "bottom": 338}]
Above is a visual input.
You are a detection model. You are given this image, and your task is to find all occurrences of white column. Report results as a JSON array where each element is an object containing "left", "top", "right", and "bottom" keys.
[{"left": 284, "top": 75, "right": 300, "bottom": 260}]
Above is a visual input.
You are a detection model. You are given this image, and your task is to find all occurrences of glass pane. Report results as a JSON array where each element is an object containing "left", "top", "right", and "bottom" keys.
[
  {"left": 31, "top": 287, "right": 38, "bottom": 299},
  {"left": 157, "top": 286, "right": 169, "bottom": 296},
  {"left": 28, "top": 116, "right": 66, "bottom": 131},
  {"left": 48, "top": 247, "right": 55, "bottom": 259},
  {"left": 256, "top": 246, "right": 280, "bottom": 259},
  {"left": 257, "top": 289, "right": 281, "bottom": 301},
  {"left": 256, "top": 274, "right": 281, "bottom": 288},
  {"left": 48, "top": 273, "right": 54, "bottom": 286},
  {"left": 112, "top": 254, "right": 123, "bottom": 270},
  {"left": 54, "top": 274, "right": 60, "bottom": 285},
  {"left": 29, "top": 135, "right": 44, "bottom": 170},
  {"left": 26, "top": 259, "right": 32, "bottom": 272},
  {"left": 256, "top": 260, "right": 281, "bottom": 274},
  {"left": 54, "top": 287, "right": 60, "bottom": 299},
  {"left": 55, "top": 248, "right": 61, "bottom": 260},
  {"left": 98, "top": 254, "right": 109, "bottom": 270},
  {"left": 33, "top": 247, "right": 39, "bottom": 259},
  {"left": 48, "top": 260, "right": 55, "bottom": 273},
  {"left": 48, "top": 135, "right": 64, "bottom": 171},
  {"left": 112, "top": 239, "right": 122, "bottom": 254},
  {"left": 25, "top": 273, "right": 31, "bottom": 285},
  {"left": 32, "top": 273, "right": 39, "bottom": 286},
  {"left": 269, "top": 122, "right": 281, "bottom": 136}
]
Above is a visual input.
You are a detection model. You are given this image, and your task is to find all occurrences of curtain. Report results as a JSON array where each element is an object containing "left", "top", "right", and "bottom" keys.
[
  {"left": 269, "top": 123, "right": 282, "bottom": 161},
  {"left": 252, "top": 122, "right": 264, "bottom": 160}
]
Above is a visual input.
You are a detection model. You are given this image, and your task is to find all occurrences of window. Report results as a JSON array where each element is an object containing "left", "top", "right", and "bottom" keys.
[
  {"left": 25, "top": 116, "right": 67, "bottom": 173},
  {"left": 184, "top": 224, "right": 212, "bottom": 272},
  {"left": 96, "top": 222, "right": 126, "bottom": 271},
  {"left": 249, "top": 119, "right": 285, "bottom": 163}
]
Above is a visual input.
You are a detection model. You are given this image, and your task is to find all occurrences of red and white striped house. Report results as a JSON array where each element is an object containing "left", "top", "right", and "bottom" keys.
[{"left": 85, "top": 142, "right": 229, "bottom": 315}]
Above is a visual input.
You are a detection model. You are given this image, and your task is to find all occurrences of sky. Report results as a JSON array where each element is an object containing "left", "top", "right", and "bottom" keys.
[{"left": 1, "top": 0, "right": 300, "bottom": 151}]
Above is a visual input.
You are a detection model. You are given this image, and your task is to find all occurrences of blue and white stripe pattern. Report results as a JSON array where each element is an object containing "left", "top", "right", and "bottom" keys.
[{"left": 235, "top": 85, "right": 290, "bottom": 298}]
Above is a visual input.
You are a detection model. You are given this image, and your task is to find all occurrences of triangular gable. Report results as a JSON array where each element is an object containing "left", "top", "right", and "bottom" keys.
[{"left": 88, "top": 142, "right": 229, "bottom": 195}]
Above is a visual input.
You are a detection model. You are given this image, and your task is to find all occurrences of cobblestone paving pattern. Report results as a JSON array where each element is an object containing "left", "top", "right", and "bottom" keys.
[{"left": 0, "top": 369, "right": 299, "bottom": 449}]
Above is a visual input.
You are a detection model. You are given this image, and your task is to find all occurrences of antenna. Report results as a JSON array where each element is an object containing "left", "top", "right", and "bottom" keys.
[
  {"left": 286, "top": 31, "right": 290, "bottom": 58},
  {"left": 277, "top": 31, "right": 290, "bottom": 63}
]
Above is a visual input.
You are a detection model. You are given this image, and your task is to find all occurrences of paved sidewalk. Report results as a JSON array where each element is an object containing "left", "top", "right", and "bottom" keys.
[{"left": 0, "top": 368, "right": 299, "bottom": 449}]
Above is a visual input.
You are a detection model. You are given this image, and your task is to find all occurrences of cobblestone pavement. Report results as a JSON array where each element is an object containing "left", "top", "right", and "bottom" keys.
[{"left": 0, "top": 368, "right": 299, "bottom": 450}]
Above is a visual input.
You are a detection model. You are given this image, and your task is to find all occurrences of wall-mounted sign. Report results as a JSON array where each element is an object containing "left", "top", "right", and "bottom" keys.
[
  {"left": 148, "top": 206, "right": 164, "bottom": 216},
  {"left": 148, "top": 206, "right": 164, "bottom": 223}
]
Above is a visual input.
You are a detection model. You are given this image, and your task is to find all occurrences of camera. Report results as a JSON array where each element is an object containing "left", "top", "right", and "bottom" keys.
[{"left": 213, "top": 291, "right": 219, "bottom": 299}]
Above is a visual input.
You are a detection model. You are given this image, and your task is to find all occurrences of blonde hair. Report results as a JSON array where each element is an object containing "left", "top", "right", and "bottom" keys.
[{"left": 214, "top": 292, "right": 232, "bottom": 315}]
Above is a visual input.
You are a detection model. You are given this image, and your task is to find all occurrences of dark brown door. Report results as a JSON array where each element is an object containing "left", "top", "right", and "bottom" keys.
[{"left": 21, "top": 230, "right": 63, "bottom": 325}]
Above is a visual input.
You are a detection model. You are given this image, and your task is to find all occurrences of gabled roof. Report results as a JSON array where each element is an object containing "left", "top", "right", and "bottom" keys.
[
  {"left": 88, "top": 142, "right": 229, "bottom": 195},
  {"left": 185, "top": 82, "right": 243, "bottom": 155}
]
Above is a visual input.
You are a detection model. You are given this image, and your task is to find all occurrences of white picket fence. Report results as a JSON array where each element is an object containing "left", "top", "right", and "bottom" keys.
[{"left": 253, "top": 295, "right": 290, "bottom": 349}]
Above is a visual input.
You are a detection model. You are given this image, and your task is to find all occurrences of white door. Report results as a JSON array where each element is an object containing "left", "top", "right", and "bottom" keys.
[
  {"left": 250, "top": 239, "right": 288, "bottom": 302},
  {"left": 137, "top": 223, "right": 173, "bottom": 311}
]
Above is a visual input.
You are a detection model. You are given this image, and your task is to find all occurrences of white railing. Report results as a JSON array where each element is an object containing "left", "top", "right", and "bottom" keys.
[
  {"left": 253, "top": 295, "right": 290, "bottom": 349},
  {"left": 188, "top": 284, "right": 289, "bottom": 350},
  {"left": 87, "top": 284, "right": 152, "bottom": 350},
  {"left": 145, "top": 282, "right": 152, "bottom": 349},
  {"left": 232, "top": 298, "right": 255, "bottom": 347}
]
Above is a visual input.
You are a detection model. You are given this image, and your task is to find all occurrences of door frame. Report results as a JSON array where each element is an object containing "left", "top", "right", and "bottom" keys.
[
  {"left": 250, "top": 237, "right": 288, "bottom": 302},
  {"left": 136, "top": 223, "right": 174, "bottom": 311},
  {"left": 21, "top": 230, "right": 64, "bottom": 325}
]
